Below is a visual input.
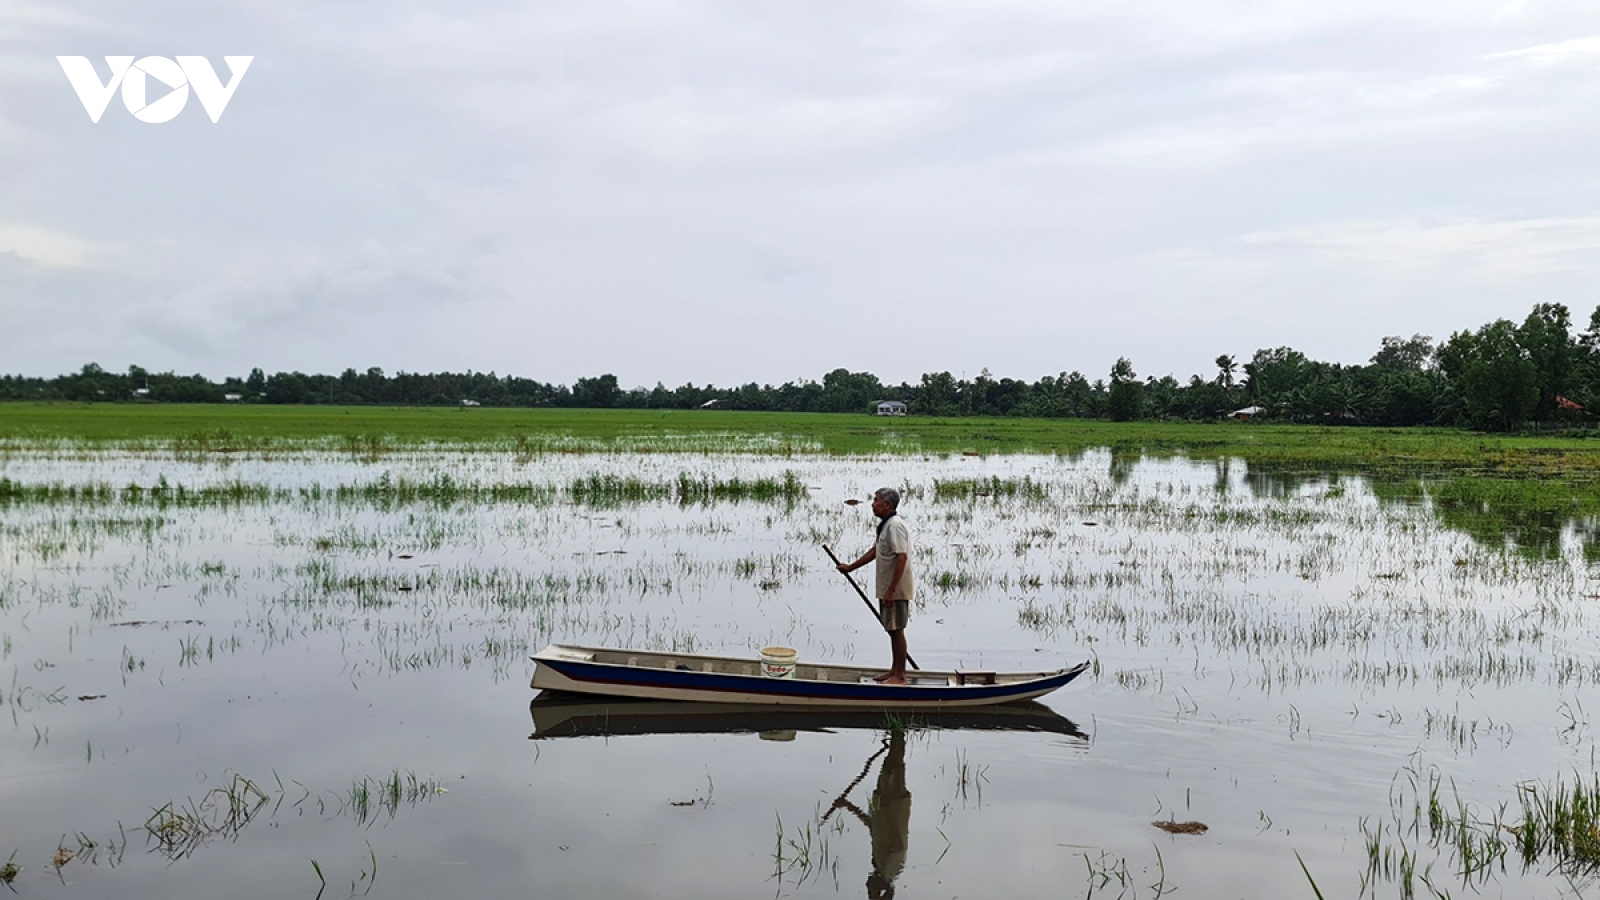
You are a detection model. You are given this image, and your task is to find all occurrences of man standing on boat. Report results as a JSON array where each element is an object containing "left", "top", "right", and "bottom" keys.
[{"left": 838, "top": 487, "right": 915, "bottom": 685}]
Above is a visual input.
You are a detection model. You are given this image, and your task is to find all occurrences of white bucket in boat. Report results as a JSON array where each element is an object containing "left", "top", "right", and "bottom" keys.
[{"left": 760, "top": 646, "right": 798, "bottom": 678}]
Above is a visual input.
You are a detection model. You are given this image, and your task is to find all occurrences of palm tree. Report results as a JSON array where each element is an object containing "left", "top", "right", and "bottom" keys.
[{"left": 1215, "top": 355, "right": 1237, "bottom": 391}]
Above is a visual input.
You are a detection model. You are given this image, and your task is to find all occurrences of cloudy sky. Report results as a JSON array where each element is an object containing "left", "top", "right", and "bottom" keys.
[{"left": 3, "top": 1, "right": 1598, "bottom": 388}]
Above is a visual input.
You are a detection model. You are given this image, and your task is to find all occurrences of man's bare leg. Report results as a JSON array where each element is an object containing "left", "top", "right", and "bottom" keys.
[
  {"left": 873, "top": 638, "right": 898, "bottom": 682},
  {"left": 872, "top": 601, "right": 898, "bottom": 682},
  {"left": 880, "top": 629, "right": 908, "bottom": 685}
]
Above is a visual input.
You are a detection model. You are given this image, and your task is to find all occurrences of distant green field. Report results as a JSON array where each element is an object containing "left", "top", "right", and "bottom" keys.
[{"left": 3, "top": 402, "right": 1600, "bottom": 476}]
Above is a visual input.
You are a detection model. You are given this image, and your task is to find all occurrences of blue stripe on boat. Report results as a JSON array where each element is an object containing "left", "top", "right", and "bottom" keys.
[{"left": 538, "top": 656, "right": 1085, "bottom": 704}]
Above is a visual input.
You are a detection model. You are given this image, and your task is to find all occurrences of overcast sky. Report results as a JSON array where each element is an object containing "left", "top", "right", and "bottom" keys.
[{"left": 3, "top": 1, "right": 1599, "bottom": 388}]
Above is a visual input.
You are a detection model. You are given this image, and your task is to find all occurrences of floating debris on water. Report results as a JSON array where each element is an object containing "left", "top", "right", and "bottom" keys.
[{"left": 1152, "top": 820, "right": 1208, "bottom": 835}]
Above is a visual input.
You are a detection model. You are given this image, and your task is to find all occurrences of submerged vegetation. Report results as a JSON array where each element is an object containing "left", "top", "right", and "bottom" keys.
[
  {"left": 5, "top": 423, "right": 1600, "bottom": 897},
  {"left": 1362, "top": 766, "right": 1600, "bottom": 897},
  {"left": 5, "top": 768, "right": 441, "bottom": 889},
  {"left": 0, "top": 469, "right": 807, "bottom": 511}
]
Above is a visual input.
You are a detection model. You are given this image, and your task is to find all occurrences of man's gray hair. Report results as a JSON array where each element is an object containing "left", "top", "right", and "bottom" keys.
[{"left": 874, "top": 487, "right": 900, "bottom": 510}]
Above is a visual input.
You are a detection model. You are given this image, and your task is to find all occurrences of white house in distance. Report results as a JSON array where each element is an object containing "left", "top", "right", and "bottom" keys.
[
  {"left": 875, "top": 400, "right": 908, "bottom": 416},
  {"left": 1230, "top": 405, "right": 1264, "bottom": 420}
]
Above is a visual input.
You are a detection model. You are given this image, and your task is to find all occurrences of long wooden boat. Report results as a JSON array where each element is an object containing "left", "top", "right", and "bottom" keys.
[
  {"left": 528, "top": 693, "right": 1089, "bottom": 740},
  {"left": 529, "top": 644, "right": 1090, "bottom": 708}
]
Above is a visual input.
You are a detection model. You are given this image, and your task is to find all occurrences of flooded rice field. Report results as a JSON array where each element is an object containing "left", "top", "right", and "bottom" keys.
[{"left": 4, "top": 442, "right": 1600, "bottom": 898}]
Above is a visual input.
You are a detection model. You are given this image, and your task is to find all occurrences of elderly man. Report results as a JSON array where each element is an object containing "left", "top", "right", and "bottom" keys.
[{"left": 838, "top": 487, "right": 915, "bottom": 684}]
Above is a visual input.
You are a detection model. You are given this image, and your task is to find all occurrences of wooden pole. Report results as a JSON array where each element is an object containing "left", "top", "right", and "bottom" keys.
[{"left": 823, "top": 544, "right": 920, "bottom": 671}]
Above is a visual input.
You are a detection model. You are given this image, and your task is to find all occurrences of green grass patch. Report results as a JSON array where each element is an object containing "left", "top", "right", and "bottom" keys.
[{"left": 9, "top": 402, "right": 1600, "bottom": 477}]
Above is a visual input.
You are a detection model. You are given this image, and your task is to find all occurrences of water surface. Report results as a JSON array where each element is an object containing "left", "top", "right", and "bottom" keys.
[{"left": 3, "top": 447, "right": 1598, "bottom": 897}]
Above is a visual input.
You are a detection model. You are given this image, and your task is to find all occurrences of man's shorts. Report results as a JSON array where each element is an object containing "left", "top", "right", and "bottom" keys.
[{"left": 878, "top": 598, "right": 911, "bottom": 633}]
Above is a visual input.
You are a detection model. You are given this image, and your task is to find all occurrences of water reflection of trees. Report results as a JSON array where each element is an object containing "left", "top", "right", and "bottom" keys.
[
  {"left": 1212, "top": 458, "right": 1600, "bottom": 561},
  {"left": 1241, "top": 468, "right": 1343, "bottom": 500},
  {"left": 1112, "top": 452, "right": 1347, "bottom": 499},
  {"left": 1099, "top": 451, "right": 1600, "bottom": 560},
  {"left": 1108, "top": 449, "right": 1137, "bottom": 486},
  {"left": 1213, "top": 457, "right": 1232, "bottom": 495},
  {"left": 1372, "top": 477, "right": 1600, "bottom": 561}
]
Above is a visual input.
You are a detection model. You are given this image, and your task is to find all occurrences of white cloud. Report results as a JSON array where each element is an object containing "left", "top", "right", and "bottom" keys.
[
  {"left": 0, "top": 224, "right": 123, "bottom": 269},
  {"left": 1486, "top": 34, "right": 1600, "bottom": 63},
  {"left": 6, "top": 1, "right": 1600, "bottom": 382},
  {"left": 1242, "top": 216, "right": 1600, "bottom": 279},
  {"left": 0, "top": 1, "right": 98, "bottom": 43}
]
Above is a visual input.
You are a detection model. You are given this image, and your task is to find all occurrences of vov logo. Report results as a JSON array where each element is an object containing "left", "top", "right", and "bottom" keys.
[{"left": 57, "top": 56, "right": 253, "bottom": 123}]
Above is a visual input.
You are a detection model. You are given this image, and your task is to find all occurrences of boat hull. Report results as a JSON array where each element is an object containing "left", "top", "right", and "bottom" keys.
[{"left": 530, "top": 644, "right": 1089, "bottom": 708}]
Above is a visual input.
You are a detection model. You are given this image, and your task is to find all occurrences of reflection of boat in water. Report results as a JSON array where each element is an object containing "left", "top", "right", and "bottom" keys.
[
  {"left": 528, "top": 693, "right": 1085, "bottom": 898},
  {"left": 528, "top": 692, "right": 1089, "bottom": 740},
  {"left": 531, "top": 643, "right": 1090, "bottom": 707}
]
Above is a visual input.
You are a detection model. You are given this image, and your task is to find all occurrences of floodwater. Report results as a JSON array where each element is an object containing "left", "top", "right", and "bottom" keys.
[{"left": 3, "top": 445, "right": 1600, "bottom": 898}]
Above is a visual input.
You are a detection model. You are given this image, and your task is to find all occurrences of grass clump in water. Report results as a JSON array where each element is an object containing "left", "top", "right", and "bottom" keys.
[
  {"left": 348, "top": 772, "right": 444, "bottom": 826},
  {"left": 145, "top": 774, "right": 270, "bottom": 861},
  {"left": 1364, "top": 767, "right": 1600, "bottom": 895},
  {"left": 1512, "top": 773, "right": 1600, "bottom": 870},
  {"left": 571, "top": 471, "right": 807, "bottom": 508},
  {"left": 931, "top": 476, "right": 1049, "bottom": 502}
]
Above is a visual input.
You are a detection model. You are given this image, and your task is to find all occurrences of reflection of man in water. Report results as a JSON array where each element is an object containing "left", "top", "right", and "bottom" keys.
[{"left": 832, "top": 730, "right": 911, "bottom": 898}]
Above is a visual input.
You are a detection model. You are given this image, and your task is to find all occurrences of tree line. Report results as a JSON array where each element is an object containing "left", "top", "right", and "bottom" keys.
[{"left": 5, "top": 302, "right": 1598, "bottom": 431}]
